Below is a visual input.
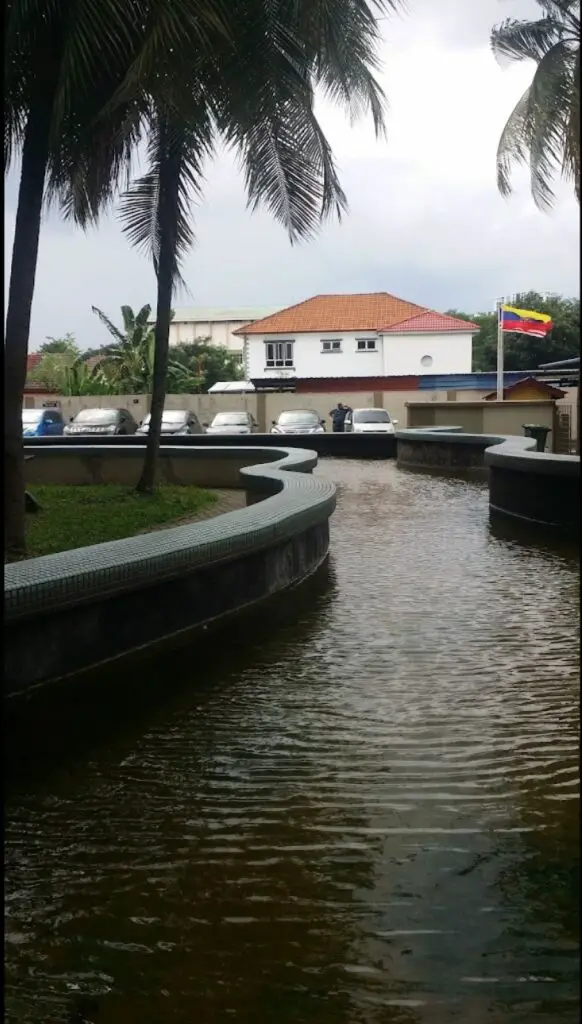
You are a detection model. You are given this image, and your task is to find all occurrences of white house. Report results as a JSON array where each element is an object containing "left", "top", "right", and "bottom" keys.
[
  {"left": 150, "top": 306, "right": 284, "bottom": 361},
  {"left": 234, "top": 293, "right": 479, "bottom": 384}
]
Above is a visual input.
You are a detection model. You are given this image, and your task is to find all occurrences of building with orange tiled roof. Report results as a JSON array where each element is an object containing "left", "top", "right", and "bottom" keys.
[{"left": 234, "top": 292, "right": 479, "bottom": 388}]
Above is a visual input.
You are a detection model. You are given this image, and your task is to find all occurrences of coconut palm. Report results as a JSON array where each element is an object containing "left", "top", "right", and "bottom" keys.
[
  {"left": 492, "top": 0, "right": 580, "bottom": 208},
  {"left": 64, "top": 0, "right": 392, "bottom": 492},
  {"left": 4, "top": 0, "right": 231, "bottom": 555}
]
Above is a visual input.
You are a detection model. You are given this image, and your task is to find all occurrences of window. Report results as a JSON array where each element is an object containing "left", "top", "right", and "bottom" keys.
[
  {"left": 231, "top": 351, "right": 244, "bottom": 364},
  {"left": 356, "top": 338, "right": 377, "bottom": 352},
  {"left": 420, "top": 354, "right": 433, "bottom": 368},
  {"left": 265, "top": 341, "right": 294, "bottom": 368},
  {"left": 321, "top": 339, "right": 342, "bottom": 353}
]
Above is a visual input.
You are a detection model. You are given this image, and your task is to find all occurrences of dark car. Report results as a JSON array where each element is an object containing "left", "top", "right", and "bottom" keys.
[
  {"left": 136, "top": 410, "right": 203, "bottom": 436},
  {"left": 64, "top": 408, "right": 138, "bottom": 436},
  {"left": 270, "top": 409, "right": 326, "bottom": 435}
]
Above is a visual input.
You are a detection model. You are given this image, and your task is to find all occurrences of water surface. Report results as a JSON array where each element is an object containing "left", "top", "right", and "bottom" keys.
[{"left": 5, "top": 460, "right": 579, "bottom": 1024}]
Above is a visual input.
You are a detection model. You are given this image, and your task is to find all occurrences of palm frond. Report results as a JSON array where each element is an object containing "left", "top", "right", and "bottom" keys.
[
  {"left": 91, "top": 304, "right": 127, "bottom": 343},
  {"left": 118, "top": 106, "right": 214, "bottom": 285},
  {"left": 493, "top": 0, "right": 579, "bottom": 207},
  {"left": 491, "top": 16, "right": 564, "bottom": 65}
]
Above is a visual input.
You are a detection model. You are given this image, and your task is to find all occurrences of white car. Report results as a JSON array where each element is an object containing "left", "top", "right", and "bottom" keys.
[
  {"left": 344, "top": 408, "right": 398, "bottom": 434},
  {"left": 271, "top": 409, "right": 326, "bottom": 435}
]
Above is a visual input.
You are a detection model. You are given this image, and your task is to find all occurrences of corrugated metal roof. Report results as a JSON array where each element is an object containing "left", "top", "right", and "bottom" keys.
[
  {"left": 418, "top": 372, "right": 531, "bottom": 390},
  {"left": 150, "top": 306, "right": 284, "bottom": 324}
]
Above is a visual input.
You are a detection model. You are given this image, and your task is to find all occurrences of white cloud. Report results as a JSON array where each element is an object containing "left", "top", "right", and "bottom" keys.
[{"left": 4, "top": 0, "right": 579, "bottom": 349}]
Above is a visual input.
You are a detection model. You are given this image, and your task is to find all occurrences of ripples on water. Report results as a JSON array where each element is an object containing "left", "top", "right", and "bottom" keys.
[{"left": 5, "top": 461, "right": 580, "bottom": 1024}]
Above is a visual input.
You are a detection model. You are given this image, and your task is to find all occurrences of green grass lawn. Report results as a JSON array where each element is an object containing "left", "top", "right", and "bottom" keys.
[{"left": 10, "top": 484, "right": 218, "bottom": 561}]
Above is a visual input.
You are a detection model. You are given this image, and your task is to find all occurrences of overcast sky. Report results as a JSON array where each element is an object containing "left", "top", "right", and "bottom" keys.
[{"left": 5, "top": 0, "right": 580, "bottom": 351}]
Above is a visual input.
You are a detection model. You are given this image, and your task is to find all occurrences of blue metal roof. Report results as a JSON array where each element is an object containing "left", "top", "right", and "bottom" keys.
[{"left": 418, "top": 372, "right": 531, "bottom": 390}]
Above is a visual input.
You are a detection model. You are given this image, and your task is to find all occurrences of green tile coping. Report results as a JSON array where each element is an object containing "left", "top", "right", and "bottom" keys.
[
  {"left": 5, "top": 446, "right": 336, "bottom": 622},
  {"left": 395, "top": 428, "right": 580, "bottom": 478}
]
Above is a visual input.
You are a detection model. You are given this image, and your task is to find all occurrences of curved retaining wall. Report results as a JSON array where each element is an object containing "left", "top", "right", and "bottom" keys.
[
  {"left": 23, "top": 431, "right": 397, "bottom": 459},
  {"left": 5, "top": 445, "right": 336, "bottom": 696},
  {"left": 396, "top": 428, "right": 580, "bottom": 538}
]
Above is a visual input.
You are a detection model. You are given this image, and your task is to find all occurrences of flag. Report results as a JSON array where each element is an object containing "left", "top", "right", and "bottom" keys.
[{"left": 500, "top": 304, "right": 553, "bottom": 337}]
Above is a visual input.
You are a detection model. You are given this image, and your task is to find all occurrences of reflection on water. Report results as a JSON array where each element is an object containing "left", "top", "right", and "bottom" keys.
[{"left": 4, "top": 460, "right": 579, "bottom": 1024}]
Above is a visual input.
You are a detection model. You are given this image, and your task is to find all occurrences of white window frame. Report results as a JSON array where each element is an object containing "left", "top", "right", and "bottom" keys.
[
  {"left": 265, "top": 340, "right": 294, "bottom": 369},
  {"left": 321, "top": 339, "right": 342, "bottom": 354},
  {"left": 356, "top": 337, "right": 377, "bottom": 352}
]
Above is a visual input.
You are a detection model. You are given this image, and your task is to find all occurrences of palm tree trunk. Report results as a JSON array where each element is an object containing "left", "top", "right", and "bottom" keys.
[
  {"left": 136, "top": 122, "right": 180, "bottom": 494},
  {"left": 4, "top": 101, "right": 52, "bottom": 556}
]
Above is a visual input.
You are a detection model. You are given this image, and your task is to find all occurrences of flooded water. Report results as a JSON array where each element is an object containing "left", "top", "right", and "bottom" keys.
[{"left": 5, "top": 460, "right": 580, "bottom": 1024}]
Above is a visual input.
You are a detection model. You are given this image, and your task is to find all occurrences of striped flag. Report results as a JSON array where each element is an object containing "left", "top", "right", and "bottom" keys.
[{"left": 500, "top": 304, "right": 553, "bottom": 338}]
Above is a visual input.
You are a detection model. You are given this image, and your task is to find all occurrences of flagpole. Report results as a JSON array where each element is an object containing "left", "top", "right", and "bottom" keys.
[{"left": 496, "top": 297, "right": 504, "bottom": 401}]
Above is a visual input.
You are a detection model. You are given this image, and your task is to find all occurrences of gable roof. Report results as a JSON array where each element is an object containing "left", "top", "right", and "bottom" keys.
[
  {"left": 483, "top": 376, "right": 566, "bottom": 401},
  {"left": 234, "top": 292, "right": 428, "bottom": 335},
  {"left": 381, "top": 311, "right": 480, "bottom": 334}
]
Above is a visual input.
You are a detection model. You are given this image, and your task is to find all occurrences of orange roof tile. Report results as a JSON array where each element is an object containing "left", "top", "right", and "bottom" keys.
[
  {"left": 382, "top": 311, "right": 480, "bottom": 333},
  {"left": 234, "top": 293, "right": 429, "bottom": 335}
]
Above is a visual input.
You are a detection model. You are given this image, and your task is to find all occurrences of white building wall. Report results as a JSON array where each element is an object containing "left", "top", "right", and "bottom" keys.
[
  {"left": 168, "top": 320, "right": 246, "bottom": 355},
  {"left": 381, "top": 332, "right": 473, "bottom": 375},
  {"left": 245, "top": 330, "right": 474, "bottom": 380}
]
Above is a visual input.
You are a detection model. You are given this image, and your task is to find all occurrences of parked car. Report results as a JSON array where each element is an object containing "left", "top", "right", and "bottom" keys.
[
  {"left": 136, "top": 409, "right": 203, "bottom": 436},
  {"left": 22, "top": 407, "right": 65, "bottom": 437},
  {"left": 271, "top": 409, "right": 326, "bottom": 435},
  {"left": 205, "top": 411, "right": 258, "bottom": 435},
  {"left": 64, "top": 408, "right": 138, "bottom": 435},
  {"left": 344, "top": 408, "right": 398, "bottom": 434}
]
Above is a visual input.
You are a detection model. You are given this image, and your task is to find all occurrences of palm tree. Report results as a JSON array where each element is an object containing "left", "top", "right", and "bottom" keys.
[
  {"left": 102, "top": 0, "right": 392, "bottom": 492},
  {"left": 492, "top": 0, "right": 580, "bottom": 208},
  {"left": 4, "top": 0, "right": 230, "bottom": 555}
]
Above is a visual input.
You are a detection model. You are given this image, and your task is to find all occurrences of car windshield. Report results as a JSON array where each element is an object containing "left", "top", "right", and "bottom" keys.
[
  {"left": 211, "top": 413, "right": 248, "bottom": 426},
  {"left": 277, "top": 410, "right": 319, "bottom": 426},
  {"left": 142, "top": 411, "right": 188, "bottom": 427},
  {"left": 74, "top": 409, "right": 118, "bottom": 425},
  {"left": 353, "top": 410, "right": 391, "bottom": 423},
  {"left": 22, "top": 410, "right": 43, "bottom": 425}
]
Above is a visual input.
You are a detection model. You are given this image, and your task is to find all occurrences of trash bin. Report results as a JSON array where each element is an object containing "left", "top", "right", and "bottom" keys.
[{"left": 522, "top": 424, "right": 551, "bottom": 452}]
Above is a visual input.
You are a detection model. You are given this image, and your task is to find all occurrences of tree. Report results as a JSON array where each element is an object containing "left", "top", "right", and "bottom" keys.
[
  {"left": 30, "top": 354, "right": 114, "bottom": 395},
  {"left": 492, "top": 0, "right": 580, "bottom": 207},
  {"left": 170, "top": 340, "right": 244, "bottom": 393},
  {"left": 81, "top": 0, "right": 391, "bottom": 494},
  {"left": 4, "top": 0, "right": 229, "bottom": 554},
  {"left": 37, "top": 333, "right": 79, "bottom": 356},
  {"left": 447, "top": 292, "right": 580, "bottom": 371},
  {"left": 91, "top": 304, "right": 157, "bottom": 393},
  {"left": 4, "top": 0, "right": 151, "bottom": 554}
]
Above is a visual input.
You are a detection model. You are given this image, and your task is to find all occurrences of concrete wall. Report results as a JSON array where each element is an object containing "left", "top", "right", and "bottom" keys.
[
  {"left": 396, "top": 427, "right": 580, "bottom": 539},
  {"left": 6, "top": 445, "right": 336, "bottom": 694},
  {"left": 405, "top": 401, "right": 556, "bottom": 448},
  {"left": 244, "top": 331, "right": 473, "bottom": 381},
  {"left": 23, "top": 388, "right": 493, "bottom": 434},
  {"left": 23, "top": 389, "right": 577, "bottom": 441}
]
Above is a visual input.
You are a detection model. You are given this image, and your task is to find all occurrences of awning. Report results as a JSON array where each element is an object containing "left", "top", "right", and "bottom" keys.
[{"left": 207, "top": 380, "right": 256, "bottom": 393}]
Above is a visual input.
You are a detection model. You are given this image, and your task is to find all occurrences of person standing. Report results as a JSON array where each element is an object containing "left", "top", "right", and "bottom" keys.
[{"left": 329, "top": 402, "right": 351, "bottom": 433}]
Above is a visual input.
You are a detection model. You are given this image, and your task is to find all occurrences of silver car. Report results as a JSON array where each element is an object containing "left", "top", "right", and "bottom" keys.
[
  {"left": 271, "top": 409, "right": 326, "bottom": 435},
  {"left": 136, "top": 409, "right": 203, "bottom": 435},
  {"left": 64, "top": 408, "right": 138, "bottom": 435},
  {"left": 205, "top": 411, "right": 258, "bottom": 435},
  {"left": 344, "top": 408, "right": 398, "bottom": 434}
]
